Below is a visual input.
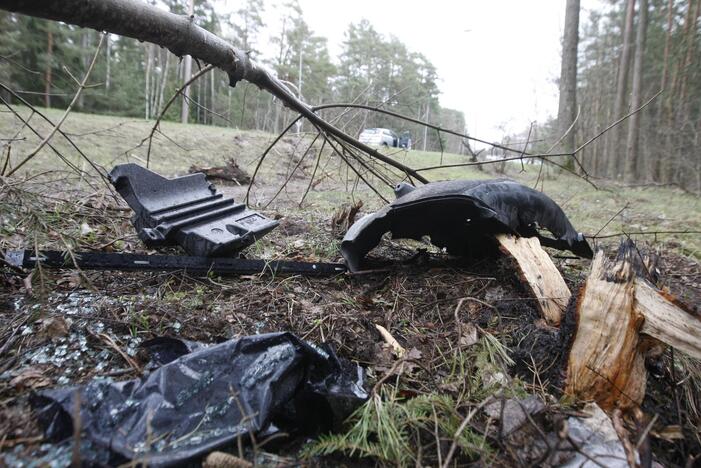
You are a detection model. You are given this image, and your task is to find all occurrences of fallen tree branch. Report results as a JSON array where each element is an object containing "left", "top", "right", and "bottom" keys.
[{"left": 0, "top": 0, "right": 427, "bottom": 184}]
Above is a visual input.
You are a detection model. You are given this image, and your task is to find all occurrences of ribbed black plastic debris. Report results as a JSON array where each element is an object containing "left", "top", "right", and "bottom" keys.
[
  {"left": 31, "top": 332, "right": 367, "bottom": 466},
  {"left": 341, "top": 179, "right": 593, "bottom": 272},
  {"left": 109, "top": 163, "right": 278, "bottom": 256}
]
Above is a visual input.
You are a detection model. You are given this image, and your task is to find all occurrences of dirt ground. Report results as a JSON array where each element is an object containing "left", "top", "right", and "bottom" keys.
[{"left": 1, "top": 109, "right": 700, "bottom": 466}]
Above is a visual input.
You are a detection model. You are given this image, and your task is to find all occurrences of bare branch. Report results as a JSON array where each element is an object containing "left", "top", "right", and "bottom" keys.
[
  {"left": 0, "top": 0, "right": 427, "bottom": 184},
  {"left": 6, "top": 34, "right": 105, "bottom": 177},
  {"left": 0, "top": 83, "right": 111, "bottom": 187},
  {"left": 145, "top": 64, "right": 214, "bottom": 167}
]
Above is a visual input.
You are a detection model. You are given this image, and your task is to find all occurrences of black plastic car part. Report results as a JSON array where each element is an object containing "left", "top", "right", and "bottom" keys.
[
  {"left": 6, "top": 249, "right": 347, "bottom": 277},
  {"left": 110, "top": 164, "right": 278, "bottom": 256},
  {"left": 341, "top": 179, "right": 593, "bottom": 272}
]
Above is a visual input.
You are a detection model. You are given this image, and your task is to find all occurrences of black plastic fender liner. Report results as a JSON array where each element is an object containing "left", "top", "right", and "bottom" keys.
[
  {"left": 109, "top": 163, "right": 278, "bottom": 257},
  {"left": 341, "top": 179, "right": 593, "bottom": 272}
]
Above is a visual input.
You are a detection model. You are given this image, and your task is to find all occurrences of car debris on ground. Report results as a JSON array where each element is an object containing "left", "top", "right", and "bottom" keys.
[
  {"left": 341, "top": 178, "right": 593, "bottom": 273},
  {"left": 110, "top": 164, "right": 278, "bottom": 257},
  {"left": 1, "top": 169, "right": 699, "bottom": 467}
]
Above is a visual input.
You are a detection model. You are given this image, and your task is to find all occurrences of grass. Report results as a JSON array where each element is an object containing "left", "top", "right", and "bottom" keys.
[
  {"left": 303, "top": 390, "right": 490, "bottom": 465},
  {"left": 301, "top": 329, "right": 532, "bottom": 466}
]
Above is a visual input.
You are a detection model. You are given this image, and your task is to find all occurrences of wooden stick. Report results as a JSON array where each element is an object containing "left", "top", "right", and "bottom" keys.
[
  {"left": 636, "top": 281, "right": 701, "bottom": 359},
  {"left": 375, "top": 324, "right": 406, "bottom": 358},
  {"left": 496, "top": 234, "right": 571, "bottom": 326}
]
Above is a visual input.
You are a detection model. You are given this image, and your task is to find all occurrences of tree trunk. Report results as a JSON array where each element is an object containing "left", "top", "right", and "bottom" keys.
[
  {"left": 678, "top": 0, "right": 700, "bottom": 105},
  {"left": 105, "top": 33, "right": 111, "bottom": 91},
  {"left": 180, "top": 0, "right": 194, "bottom": 124},
  {"left": 149, "top": 47, "right": 159, "bottom": 118},
  {"left": 624, "top": 0, "right": 648, "bottom": 182},
  {"left": 655, "top": 0, "right": 674, "bottom": 182},
  {"left": 144, "top": 43, "right": 153, "bottom": 119},
  {"left": 44, "top": 26, "right": 53, "bottom": 108},
  {"left": 607, "top": 0, "right": 636, "bottom": 177},
  {"left": 210, "top": 66, "right": 215, "bottom": 125},
  {"left": 556, "top": 0, "right": 580, "bottom": 163},
  {"left": 77, "top": 31, "right": 90, "bottom": 109},
  {"left": 664, "top": 0, "right": 697, "bottom": 183},
  {"left": 156, "top": 50, "right": 170, "bottom": 115},
  {"left": 196, "top": 76, "right": 202, "bottom": 124}
]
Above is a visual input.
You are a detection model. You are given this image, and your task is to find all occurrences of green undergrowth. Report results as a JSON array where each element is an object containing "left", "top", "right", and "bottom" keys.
[
  {"left": 304, "top": 390, "right": 488, "bottom": 465},
  {"left": 303, "top": 332, "right": 523, "bottom": 466}
]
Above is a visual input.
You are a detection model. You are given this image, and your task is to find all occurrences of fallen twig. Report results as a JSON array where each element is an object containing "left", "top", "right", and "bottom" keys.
[{"left": 375, "top": 324, "right": 406, "bottom": 358}]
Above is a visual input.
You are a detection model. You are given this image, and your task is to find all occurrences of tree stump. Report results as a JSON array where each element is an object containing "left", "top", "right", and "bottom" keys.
[{"left": 565, "top": 240, "right": 701, "bottom": 410}]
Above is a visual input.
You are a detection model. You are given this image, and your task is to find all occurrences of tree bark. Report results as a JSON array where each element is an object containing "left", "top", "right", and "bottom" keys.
[
  {"left": 624, "top": 0, "right": 648, "bottom": 182},
  {"left": 180, "top": 0, "right": 193, "bottom": 123},
  {"left": 105, "top": 33, "right": 111, "bottom": 91},
  {"left": 44, "top": 26, "right": 53, "bottom": 108},
  {"left": 655, "top": 0, "right": 674, "bottom": 182},
  {"left": 556, "top": 0, "right": 580, "bottom": 162},
  {"left": 607, "top": 0, "right": 636, "bottom": 177},
  {"left": 0, "top": 0, "right": 428, "bottom": 183}
]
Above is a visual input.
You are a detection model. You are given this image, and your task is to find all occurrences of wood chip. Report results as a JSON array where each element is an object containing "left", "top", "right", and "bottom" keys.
[{"left": 496, "top": 234, "right": 571, "bottom": 326}]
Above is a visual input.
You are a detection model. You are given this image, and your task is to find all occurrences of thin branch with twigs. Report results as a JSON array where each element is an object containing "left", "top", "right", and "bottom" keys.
[
  {"left": 144, "top": 64, "right": 215, "bottom": 168},
  {"left": 0, "top": 83, "right": 111, "bottom": 188},
  {"left": 6, "top": 34, "right": 105, "bottom": 177}
]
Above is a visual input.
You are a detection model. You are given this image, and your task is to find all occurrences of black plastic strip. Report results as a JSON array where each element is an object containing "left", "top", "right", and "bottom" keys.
[{"left": 6, "top": 250, "right": 347, "bottom": 277}]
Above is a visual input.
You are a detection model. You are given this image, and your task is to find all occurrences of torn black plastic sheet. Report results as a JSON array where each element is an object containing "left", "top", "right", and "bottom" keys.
[
  {"left": 341, "top": 179, "right": 593, "bottom": 272},
  {"left": 31, "top": 333, "right": 367, "bottom": 466}
]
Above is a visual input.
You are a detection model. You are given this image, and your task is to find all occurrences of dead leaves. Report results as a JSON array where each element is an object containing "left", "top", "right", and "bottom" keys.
[
  {"left": 331, "top": 200, "right": 363, "bottom": 238},
  {"left": 458, "top": 322, "right": 479, "bottom": 347},
  {"left": 10, "top": 367, "right": 51, "bottom": 390},
  {"left": 36, "top": 316, "right": 69, "bottom": 342}
]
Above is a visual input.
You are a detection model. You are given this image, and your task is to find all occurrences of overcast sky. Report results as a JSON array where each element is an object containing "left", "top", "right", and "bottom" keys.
[
  {"left": 300, "top": 0, "right": 608, "bottom": 142},
  {"left": 219, "top": 0, "right": 604, "bottom": 142}
]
